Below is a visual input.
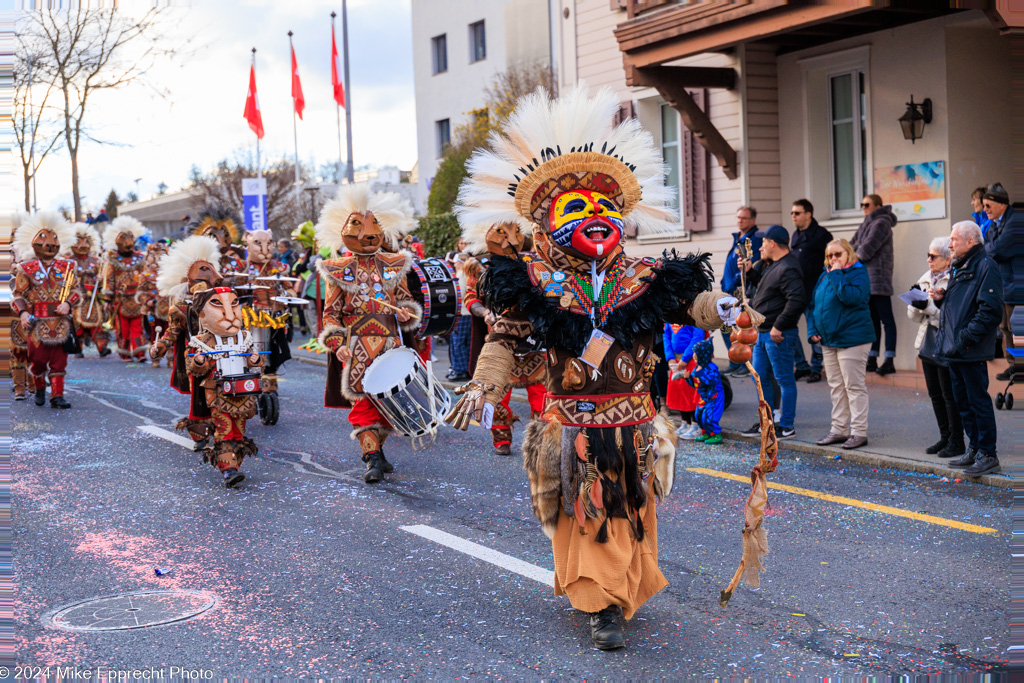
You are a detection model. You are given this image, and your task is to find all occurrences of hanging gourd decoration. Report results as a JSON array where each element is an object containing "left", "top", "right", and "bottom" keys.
[
  {"left": 736, "top": 311, "right": 752, "bottom": 329},
  {"left": 729, "top": 342, "right": 753, "bottom": 364}
]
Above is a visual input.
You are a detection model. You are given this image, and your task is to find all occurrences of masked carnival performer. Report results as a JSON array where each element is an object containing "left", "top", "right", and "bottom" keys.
[
  {"left": 140, "top": 239, "right": 171, "bottom": 366},
  {"left": 185, "top": 286, "right": 264, "bottom": 488},
  {"left": 189, "top": 204, "right": 247, "bottom": 276},
  {"left": 458, "top": 220, "right": 548, "bottom": 454},
  {"left": 316, "top": 186, "right": 422, "bottom": 483},
  {"left": 447, "top": 86, "right": 738, "bottom": 650},
  {"left": 68, "top": 223, "right": 113, "bottom": 358},
  {"left": 102, "top": 216, "right": 150, "bottom": 361},
  {"left": 11, "top": 212, "right": 83, "bottom": 408},
  {"left": 242, "top": 228, "right": 293, "bottom": 412},
  {"left": 10, "top": 213, "right": 39, "bottom": 400},
  {"left": 150, "top": 235, "right": 223, "bottom": 450}
]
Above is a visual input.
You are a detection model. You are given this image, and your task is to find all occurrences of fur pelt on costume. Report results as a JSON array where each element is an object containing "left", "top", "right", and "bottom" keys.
[
  {"left": 14, "top": 211, "right": 75, "bottom": 260},
  {"left": 102, "top": 215, "right": 148, "bottom": 251},
  {"left": 482, "top": 250, "right": 713, "bottom": 356}
]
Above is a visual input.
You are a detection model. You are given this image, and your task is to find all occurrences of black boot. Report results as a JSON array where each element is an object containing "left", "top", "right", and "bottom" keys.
[
  {"left": 963, "top": 452, "right": 1000, "bottom": 476},
  {"left": 875, "top": 358, "right": 896, "bottom": 376},
  {"left": 949, "top": 448, "right": 977, "bottom": 469},
  {"left": 50, "top": 395, "right": 71, "bottom": 409},
  {"left": 866, "top": 356, "right": 878, "bottom": 372},
  {"left": 589, "top": 606, "right": 625, "bottom": 650},
  {"left": 363, "top": 451, "right": 384, "bottom": 483},
  {"left": 98, "top": 347, "right": 112, "bottom": 358},
  {"left": 379, "top": 448, "right": 394, "bottom": 474},
  {"left": 936, "top": 439, "right": 966, "bottom": 458},
  {"left": 223, "top": 468, "right": 245, "bottom": 488},
  {"left": 34, "top": 387, "right": 46, "bottom": 406},
  {"left": 925, "top": 438, "right": 948, "bottom": 455}
]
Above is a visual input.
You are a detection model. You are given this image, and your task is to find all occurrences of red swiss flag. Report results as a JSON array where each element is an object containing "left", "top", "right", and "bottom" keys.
[
  {"left": 291, "top": 45, "right": 305, "bottom": 120},
  {"left": 331, "top": 24, "right": 345, "bottom": 108},
  {"left": 243, "top": 64, "right": 264, "bottom": 139}
]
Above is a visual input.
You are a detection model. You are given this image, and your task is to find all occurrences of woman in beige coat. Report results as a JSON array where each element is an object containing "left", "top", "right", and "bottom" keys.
[{"left": 907, "top": 236, "right": 964, "bottom": 457}]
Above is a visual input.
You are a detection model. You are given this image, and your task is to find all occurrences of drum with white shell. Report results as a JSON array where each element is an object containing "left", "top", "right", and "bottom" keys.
[{"left": 361, "top": 347, "right": 451, "bottom": 439}]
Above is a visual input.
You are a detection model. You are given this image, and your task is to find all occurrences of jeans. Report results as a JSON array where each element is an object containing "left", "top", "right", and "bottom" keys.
[
  {"left": 920, "top": 357, "right": 963, "bottom": 444},
  {"left": 448, "top": 314, "right": 471, "bottom": 374},
  {"left": 868, "top": 295, "right": 897, "bottom": 358},
  {"left": 792, "top": 312, "right": 822, "bottom": 373},
  {"left": 753, "top": 329, "right": 798, "bottom": 430},
  {"left": 946, "top": 361, "right": 998, "bottom": 454}
]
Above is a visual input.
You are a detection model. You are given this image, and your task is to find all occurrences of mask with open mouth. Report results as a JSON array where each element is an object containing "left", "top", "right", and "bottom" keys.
[{"left": 548, "top": 190, "right": 624, "bottom": 260}]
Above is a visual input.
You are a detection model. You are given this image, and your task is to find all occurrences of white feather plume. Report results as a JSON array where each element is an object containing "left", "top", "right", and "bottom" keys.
[
  {"left": 103, "top": 215, "right": 149, "bottom": 251},
  {"left": 156, "top": 235, "right": 222, "bottom": 296},
  {"left": 13, "top": 211, "right": 75, "bottom": 261},
  {"left": 315, "top": 185, "right": 416, "bottom": 254}
]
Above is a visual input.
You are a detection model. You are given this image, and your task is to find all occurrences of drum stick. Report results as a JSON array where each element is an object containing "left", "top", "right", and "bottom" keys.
[{"left": 372, "top": 299, "right": 405, "bottom": 314}]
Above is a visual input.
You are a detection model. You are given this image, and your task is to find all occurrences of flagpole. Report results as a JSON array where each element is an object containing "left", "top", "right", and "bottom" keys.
[
  {"left": 342, "top": 0, "right": 354, "bottom": 184},
  {"left": 252, "top": 47, "right": 262, "bottom": 181},
  {"left": 288, "top": 31, "right": 300, "bottom": 185},
  {"left": 331, "top": 11, "right": 344, "bottom": 184}
]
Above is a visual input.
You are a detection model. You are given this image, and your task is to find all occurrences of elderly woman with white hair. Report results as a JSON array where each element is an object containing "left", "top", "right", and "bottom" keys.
[{"left": 908, "top": 236, "right": 963, "bottom": 458}]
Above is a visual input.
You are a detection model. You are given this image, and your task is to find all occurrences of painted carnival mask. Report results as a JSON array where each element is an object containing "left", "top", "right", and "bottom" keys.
[
  {"left": 547, "top": 190, "right": 624, "bottom": 260},
  {"left": 115, "top": 231, "right": 136, "bottom": 255},
  {"left": 32, "top": 229, "right": 60, "bottom": 261},
  {"left": 146, "top": 243, "right": 169, "bottom": 268},
  {"left": 245, "top": 230, "right": 275, "bottom": 265},
  {"left": 485, "top": 222, "right": 526, "bottom": 257},
  {"left": 198, "top": 287, "right": 243, "bottom": 336},
  {"left": 71, "top": 234, "right": 93, "bottom": 257},
  {"left": 342, "top": 211, "right": 383, "bottom": 255},
  {"left": 187, "top": 259, "right": 220, "bottom": 289}
]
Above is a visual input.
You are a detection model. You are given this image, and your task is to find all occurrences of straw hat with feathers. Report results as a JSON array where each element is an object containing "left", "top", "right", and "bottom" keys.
[
  {"left": 188, "top": 203, "right": 242, "bottom": 243},
  {"left": 156, "top": 235, "right": 222, "bottom": 298},
  {"left": 13, "top": 211, "right": 75, "bottom": 261},
  {"left": 314, "top": 185, "right": 415, "bottom": 254},
  {"left": 102, "top": 215, "right": 149, "bottom": 251}
]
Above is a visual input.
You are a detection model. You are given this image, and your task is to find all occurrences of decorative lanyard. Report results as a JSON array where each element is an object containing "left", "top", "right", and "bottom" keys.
[{"left": 566, "top": 255, "right": 625, "bottom": 329}]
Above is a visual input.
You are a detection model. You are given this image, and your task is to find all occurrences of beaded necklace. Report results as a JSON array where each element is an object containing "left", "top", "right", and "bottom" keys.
[{"left": 565, "top": 255, "right": 626, "bottom": 328}]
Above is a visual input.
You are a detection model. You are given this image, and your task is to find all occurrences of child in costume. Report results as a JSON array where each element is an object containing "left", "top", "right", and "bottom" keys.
[
  {"left": 663, "top": 323, "right": 703, "bottom": 439},
  {"left": 690, "top": 337, "right": 725, "bottom": 444}
]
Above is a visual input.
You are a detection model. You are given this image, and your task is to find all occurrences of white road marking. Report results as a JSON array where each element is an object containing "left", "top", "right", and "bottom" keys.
[
  {"left": 400, "top": 524, "right": 555, "bottom": 587},
  {"left": 66, "top": 388, "right": 155, "bottom": 424},
  {"left": 136, "top": 424, "right": 196, "bottom": 449}
]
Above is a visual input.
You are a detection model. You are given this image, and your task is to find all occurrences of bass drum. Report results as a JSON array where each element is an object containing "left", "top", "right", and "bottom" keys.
[{"left": 406, "top": 258, "right": 460, "bottom": 338}]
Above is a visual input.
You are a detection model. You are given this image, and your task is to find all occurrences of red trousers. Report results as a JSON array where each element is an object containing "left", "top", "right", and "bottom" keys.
[
  {"left": 77, "top": 326, "right": 110, "bottom": 352},
  {"left": 28, "top": 342, "right": 68, "bottom": 395},
  {"left": 348, "top": 397, "right": 391, "bottom": 430},
  {"left": 116, "top": 314, "right": 147, "bottom": 359}
]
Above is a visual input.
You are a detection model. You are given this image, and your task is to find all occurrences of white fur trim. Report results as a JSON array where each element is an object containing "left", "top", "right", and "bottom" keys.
[
  {"left": 14, "top": 211, "right": 75, "bottom": 260},
  {"left": 315, "top": 185, "right": 416, "bottom": 254},
  {"left": 156, "top": 235, "right": 222, "bottom": 296},
  {"left": 102, "top": 215, "right": 149, "bottom": 251},
  {"left": 73, "top": 223, "right": 102, "bottom": 256},
  {"left": 317, "top": 324, "right": 346, "bottom": 349}
]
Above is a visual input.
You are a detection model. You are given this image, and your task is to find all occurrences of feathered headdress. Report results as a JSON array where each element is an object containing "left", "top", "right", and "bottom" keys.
[
  {"left": 156, "top": 235, "right": 222, "bottom": 297},
  {"left": 13, "top": 211, "right": 75, "bottom": 260},
  {"left": 73, "top": 223, "right": 102, "bottom": 256},
  {"left": 455, "top": 84, "right": 677, "bottom": 237},
  {"left": 189, "top": 203, "right": 242, "bottom": 243},
  {"left": 314, "top": 185, "right": 416, "bottom": 254},
  {"left": 103, "top": 215, "right": 149, "bottom": 251},
  {"left": 459, "top": 218, "right": 535, "bottom": 256}
]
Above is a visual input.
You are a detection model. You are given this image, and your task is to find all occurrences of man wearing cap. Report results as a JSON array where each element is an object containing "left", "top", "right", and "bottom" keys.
[
  {"left": 981, "top": 183, "right": 1018, "bottom": 381},
  {"left": 740, "top": 225, "right": 807, "bottom": 439}
]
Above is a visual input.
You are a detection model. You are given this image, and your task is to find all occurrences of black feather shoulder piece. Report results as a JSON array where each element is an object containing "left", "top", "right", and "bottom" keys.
[{"left": 643, "top": 250, "right": 714, "bottom": 321}]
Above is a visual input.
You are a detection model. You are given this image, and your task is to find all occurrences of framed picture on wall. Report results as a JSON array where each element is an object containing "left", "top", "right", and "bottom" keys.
[{"left": 874, "top": 161, "right": 946, "bottom": 221}]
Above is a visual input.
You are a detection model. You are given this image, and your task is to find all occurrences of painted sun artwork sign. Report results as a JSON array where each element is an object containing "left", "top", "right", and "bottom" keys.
[{"left": 874, "top": 161, "right": 946, "bottom": 221}]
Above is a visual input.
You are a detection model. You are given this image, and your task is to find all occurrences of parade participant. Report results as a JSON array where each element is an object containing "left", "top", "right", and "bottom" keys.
[
  {"left": 315, "top": 185, "right": 421, "bottom": 483},
  {"left": 457, "top": 219, "right": 547, "bottom": 454},
  {"left": 185, "top": 286, "right": 264, "bottom": 488},
  {"left": 242, "top": 228, "right": 293, "bottom": 416},
  {"left": 151, "top": 235, "right": 223, "bottom": 449},
  {"left": 689, "top": 337, "right": 725, "bottom": 444},
  {"left": 69, "top": 223, "right": 112, "bottom": 358},
  {"left": 189, "top": 204, "right": 246, "bottom": 275},
  {"left": 11, "top": 211, "right": 82, "bottom": 409},
  {"left": 447, "top": 85, "right": 737, "bottom": 650},
  {"left": 10, "top": 213, "right": 37, "bottom": 400},
  {"left": 140, "top": 239, "right": 171, "bottom": 367},
  {"left": 101, "top": 215, "right": 150, "bottom": 361}
]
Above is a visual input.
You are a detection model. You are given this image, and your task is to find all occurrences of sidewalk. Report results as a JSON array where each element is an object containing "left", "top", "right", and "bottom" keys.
[{"left": 287, "top": 337, "right": 1014, "bottom": 488}]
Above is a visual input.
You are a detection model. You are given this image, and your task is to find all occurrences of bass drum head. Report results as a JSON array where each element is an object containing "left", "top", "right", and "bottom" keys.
[
  {"left": 407, "top": 258, "right": 460, "bottom": 338},
  {"left": 362, "top": 347, "right": 419, "bottom": 395}
]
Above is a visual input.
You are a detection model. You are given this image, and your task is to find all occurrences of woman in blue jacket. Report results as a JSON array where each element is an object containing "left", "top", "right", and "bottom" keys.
[{"left": 806, "top": 239, "right": 875, "bottom": 450}]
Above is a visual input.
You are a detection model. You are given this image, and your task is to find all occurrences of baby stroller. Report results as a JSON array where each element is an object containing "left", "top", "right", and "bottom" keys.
[{"left": 995, "top": 307, "right": 1023, "bottom": 410}]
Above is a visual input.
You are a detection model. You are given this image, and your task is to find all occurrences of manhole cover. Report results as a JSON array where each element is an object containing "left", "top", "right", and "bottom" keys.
[{"left": 46, "top": 590, "right": 218, "bottom": 631}]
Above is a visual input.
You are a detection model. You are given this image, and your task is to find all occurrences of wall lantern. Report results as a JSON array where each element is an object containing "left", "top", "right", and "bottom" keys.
[{"left": 898, "top": 96, "right": 932, "bottom": 144}]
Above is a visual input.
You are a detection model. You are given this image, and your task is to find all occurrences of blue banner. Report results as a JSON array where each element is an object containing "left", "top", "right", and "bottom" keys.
[{"left": 241, "top": 178, "right": 268, "bottom": 232}]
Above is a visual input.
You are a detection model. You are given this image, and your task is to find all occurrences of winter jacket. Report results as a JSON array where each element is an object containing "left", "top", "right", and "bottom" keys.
[
  {"left": 721, "top": 228, "right": 762, "bottom": 297},
  {"left": 789, "top": 219, "right": 833, "bottom": 299},
  {"left": 933, "top": 243, "right": 1004, "bottom": 363},
  {"left": 747, "top": 252, "right": 807, "bottom": 332},
  {"left": 805, "top": 261, "right": 874, "bottom": 348},
  {"left": 983, "top": 203, "right": 1020, "bottom": 304},
  {"left": 971, "top": 211, "right": 994, "bottom": 240},
  {"left": 663, "top": 323, "right": 705, "bottom": 363},
  {"left": 850, "top": 205, "right": 897, "bottom": 296},
  {"left": 907, "top": 268, "right": 949, "bottom": 356}
]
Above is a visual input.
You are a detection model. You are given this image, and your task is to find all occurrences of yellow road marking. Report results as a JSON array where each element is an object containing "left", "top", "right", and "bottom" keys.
[{"left": 685, "top": 467, "right": 998, "bottom": 535}]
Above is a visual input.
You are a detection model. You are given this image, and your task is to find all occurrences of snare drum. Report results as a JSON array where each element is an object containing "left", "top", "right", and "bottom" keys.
[
  {"left": 406, "top": 258, "right": 460, "bottom": 338},
  {"left": 361, "top": 347, "right": 452, "bottom": 439},
  {"left": 220, "top": 373, "right": 262, "bottom": 396}
]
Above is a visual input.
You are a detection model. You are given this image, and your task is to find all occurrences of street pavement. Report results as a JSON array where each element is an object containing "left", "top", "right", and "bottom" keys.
[{"left": 13, "top": 351, "right": 1011, "bottom": 678}]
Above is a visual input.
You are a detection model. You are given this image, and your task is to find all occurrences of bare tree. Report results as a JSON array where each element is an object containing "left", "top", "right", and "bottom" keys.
[
  {"left": 13, "top": 36, "right": 63, "bottom": 212},
  {"left": 22, "top": 5, "right": 180, "bottom": 221}
]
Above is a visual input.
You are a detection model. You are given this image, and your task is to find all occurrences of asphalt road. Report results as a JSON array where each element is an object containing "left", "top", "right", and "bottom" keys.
[{"left": 13, "top": 355, "right": 1011, "bottom": 678}]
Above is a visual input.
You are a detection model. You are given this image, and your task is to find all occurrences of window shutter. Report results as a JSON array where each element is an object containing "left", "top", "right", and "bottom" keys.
[{"left": 681, "top": 89, "right": 709, "bottom": 233}]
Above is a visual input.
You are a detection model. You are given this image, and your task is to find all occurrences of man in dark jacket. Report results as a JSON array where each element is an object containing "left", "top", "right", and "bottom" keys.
[
  {"left": 720, "top": 205, "right": 762, "bottom": 377},
  {"left": 789, "top": 199, "right": 832, "bottom": 382},
  {"left": 851, "top": 194, "right": 898, "bottom": 375},
  {"left": 932, "top": 221, "right": 1004, "bottom": 476},
  {"left": 740, "top": 225, "right": 807, "bottom": 439},
  {"left": 981, "top": 183, "right": 1018, "bottom": 381}
]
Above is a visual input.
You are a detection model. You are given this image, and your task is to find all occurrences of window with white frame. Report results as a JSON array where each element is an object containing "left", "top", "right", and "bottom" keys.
[
  {"left": 829, "top": 69, "right": 868, "bottom": 213},
  {"left": 660, "top": 103, "right": 681, "bottom": 216},
  {"left": 469, "top": 21, "right": 486, "bottom": 63}
]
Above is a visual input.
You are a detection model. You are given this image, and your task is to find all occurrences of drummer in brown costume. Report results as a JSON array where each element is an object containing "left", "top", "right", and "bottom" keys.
[
  {"left": 457, "top": 219, "right": 548, "bottom": 454},
  {"left": 150, "top": 235, "right": 223, "bottom": 450},
  {"left": 448, "top": 86, "right": 740, "bottom": 650},
  {"left": 140, "top": 239, "right": 171, "bottom": 367},
  {"left": 69, "top": 222, "right": 112, "bottom": 358},
  {"left": 11, "top": 212, "right": 83, "bottom": 409},
  {"left": 101, "top": 216, "right": 150, "bottom": 361},
  {"left": 242, "top": 228, "right": 293, "bottom": 399},
  {"left": 316, "top": 185, "right": 422, "bottom": 483}
]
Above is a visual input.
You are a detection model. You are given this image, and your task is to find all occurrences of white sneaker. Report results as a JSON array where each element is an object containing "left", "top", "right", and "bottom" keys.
[
  {"left": 674, "top": 423, "right": 689, "bottom": 436},
  {"left": 679, "top": 424, "right": 699, "bottom": 441}
]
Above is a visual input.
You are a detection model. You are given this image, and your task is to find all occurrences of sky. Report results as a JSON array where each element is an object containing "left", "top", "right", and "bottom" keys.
[{"left": 22, "top": 0, "right": 416, "bottom": 214}]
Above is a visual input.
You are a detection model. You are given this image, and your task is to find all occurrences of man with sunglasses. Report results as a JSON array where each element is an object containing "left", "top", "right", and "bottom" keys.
[{"left": 789, "top": 199, "right": 832, "bottom": 383}]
